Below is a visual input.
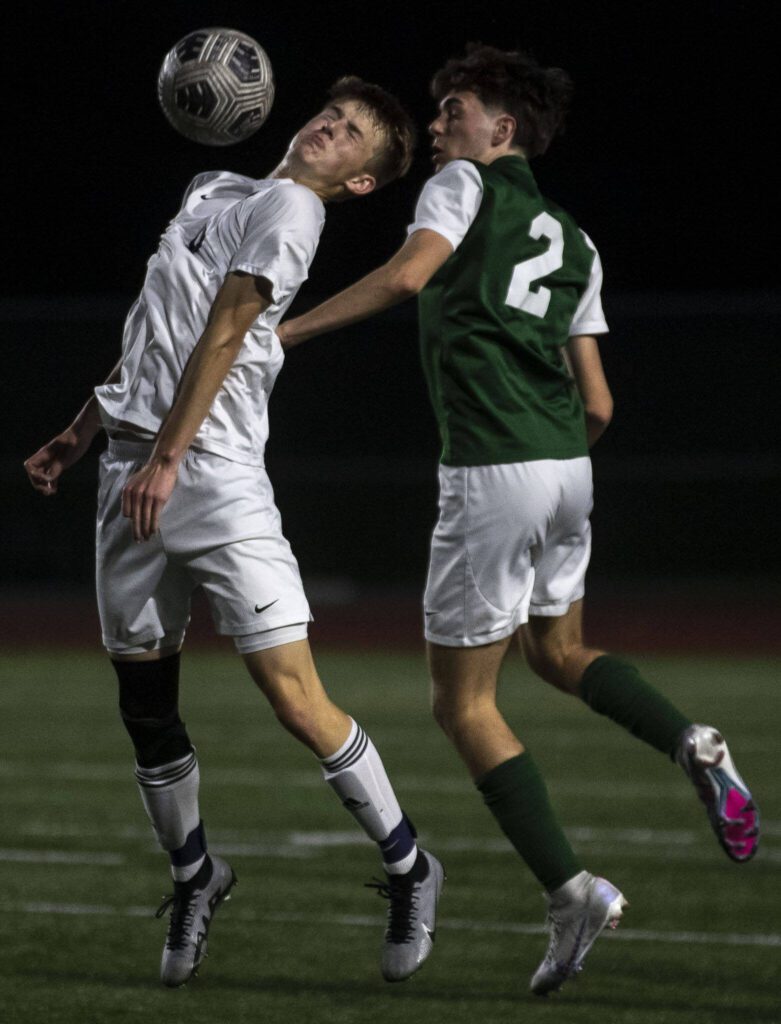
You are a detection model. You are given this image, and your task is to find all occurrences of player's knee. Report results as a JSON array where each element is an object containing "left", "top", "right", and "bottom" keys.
[
  {"left": 525, "top": 644, "right": 580, "bottom": 693},
  {"left": 431, "top": 688, "right": 491, "bottom": 740},
  {"left": 112, "top": 652, "right": 192, "bottom": 767},
  {"left": 119, "top": 708, "right": 193, "bottom": 768}
]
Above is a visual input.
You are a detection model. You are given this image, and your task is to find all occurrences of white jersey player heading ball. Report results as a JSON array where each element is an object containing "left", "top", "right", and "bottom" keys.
[{"left": 25, "top": 77, "right": 445, "bottom": 989}]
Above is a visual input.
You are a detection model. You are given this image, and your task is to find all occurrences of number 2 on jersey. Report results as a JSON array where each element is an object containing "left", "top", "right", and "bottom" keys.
[{"left": 505, "top": 212, "right": 564, "bottom": 318}]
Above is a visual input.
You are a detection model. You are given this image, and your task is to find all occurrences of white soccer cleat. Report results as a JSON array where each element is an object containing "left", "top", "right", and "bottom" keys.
[
  {"left": 366, "top": 848, "right": 445, "bottom": 982},
  {"left": 156, "top": 854, "right": 237, "bottom": 987},
  {"left": 676, "top": 723, "right": 759, "bottom": 862},
  {"left": 530, "top": 870, "right": 626, "bottom": 996}
]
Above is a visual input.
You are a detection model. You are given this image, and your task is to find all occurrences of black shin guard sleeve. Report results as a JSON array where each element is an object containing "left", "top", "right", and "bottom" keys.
[{"left": 112, "top": 653, "right": 192, "bottom": 768}]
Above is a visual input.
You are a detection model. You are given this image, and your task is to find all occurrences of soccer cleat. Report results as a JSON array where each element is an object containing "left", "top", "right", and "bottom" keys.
[
  {"left": 366, "top": 848, "right": 445, "bottom": 982},
  {"left": 676, "top": 723, "right": 760, "bottom": 862},
  {"left": 155, "top": 854, "right": 237, "bottom": 987},
  {"left": 530, "top": 870, "right": 626, "bottom": 996}
]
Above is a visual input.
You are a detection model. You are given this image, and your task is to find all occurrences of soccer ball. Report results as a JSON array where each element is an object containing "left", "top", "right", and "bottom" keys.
[{"left": 158, "top": 28, "right": 274, "bottom": 146}]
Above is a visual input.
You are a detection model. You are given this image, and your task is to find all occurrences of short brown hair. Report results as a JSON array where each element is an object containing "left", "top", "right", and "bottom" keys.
[
  {"left": 431, "top": 44, "right": 573, "bottom": 158},
  {"left": 327, "top": 76, "right": 416, "bottom": 188}
]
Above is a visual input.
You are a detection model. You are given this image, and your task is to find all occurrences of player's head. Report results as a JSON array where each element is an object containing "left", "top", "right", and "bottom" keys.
[
  {"left": 428, "top": 44, "right": 573, "bottom": 171},
  {"left": 283, "top": 77, "right": 416, "bottom": 201}
]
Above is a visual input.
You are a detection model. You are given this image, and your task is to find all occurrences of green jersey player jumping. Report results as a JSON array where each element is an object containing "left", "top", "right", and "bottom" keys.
[{"left": 279, "top": 44, "right": 760, "bottom": 995}]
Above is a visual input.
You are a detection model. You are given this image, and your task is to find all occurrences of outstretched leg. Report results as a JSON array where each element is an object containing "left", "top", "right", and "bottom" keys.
[{"left": 242, "top": 636, "right": 444, "bottom": 981}]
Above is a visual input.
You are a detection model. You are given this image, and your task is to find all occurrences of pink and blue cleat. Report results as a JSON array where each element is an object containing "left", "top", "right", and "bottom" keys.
[{"left": 677, "top": 724, "right": 759, "bottom": 862}]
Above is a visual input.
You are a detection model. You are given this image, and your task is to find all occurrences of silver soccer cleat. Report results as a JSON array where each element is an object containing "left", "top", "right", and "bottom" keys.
[
  {"left": 367, "top": 848, "right": 445, "bottom": 982},
  {"left": 155, "top": 854, "right": 237, "bottom": 987},
  {"left": 676, "top": 723, "right": 760, "bottom": 862},
  {"left": 530, "top": 870, "right": 626, "bottom": 996}
]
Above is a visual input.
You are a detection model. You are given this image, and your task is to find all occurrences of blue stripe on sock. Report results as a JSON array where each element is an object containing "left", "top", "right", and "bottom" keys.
[
  {"left": 170, "top": 821, "right": 207, "bottom": 867},
  {"left": 379, "top": 814, "right": 416, "bottom": 865}
]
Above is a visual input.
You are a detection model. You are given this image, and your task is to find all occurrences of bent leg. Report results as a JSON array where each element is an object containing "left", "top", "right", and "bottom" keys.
[
  {"left": 522, "top": 601, "right": 693, "bottom": 757},
  {"left": 428, "top": 638, "right": 582, "bottom": 892},
  {"left": 522, "top": 601, "right": 692, "bottom": 758},
  {"left": 243, "top": 637, "right": 418, "bottom": 874}
]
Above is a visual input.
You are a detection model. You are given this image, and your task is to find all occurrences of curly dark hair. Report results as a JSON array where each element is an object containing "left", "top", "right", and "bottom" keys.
[
  {"left": 327, "top": 76, "right": 416, "bottom": 188},
  {"left": 431, "top": 44, "right": 573, "bottom": 158}
]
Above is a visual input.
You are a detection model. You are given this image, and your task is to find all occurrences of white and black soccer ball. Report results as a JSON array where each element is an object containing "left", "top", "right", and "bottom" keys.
[{"left": 158, "top": 28, "right": 274, "bottom": 146}]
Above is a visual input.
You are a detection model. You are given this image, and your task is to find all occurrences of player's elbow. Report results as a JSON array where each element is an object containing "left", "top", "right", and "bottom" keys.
[
  {"left": 584, "top": 394, "right": 613, "bottom": 444},
  {"left": 387, "top": 263, "right": 428, "bottom": 299},
  {"left": 585, "top": 394, "right": 613, "bottom": 430}
]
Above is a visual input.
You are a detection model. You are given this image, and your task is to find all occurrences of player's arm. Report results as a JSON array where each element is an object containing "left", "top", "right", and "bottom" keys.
[
  {"left": 566, "top": 334, "right": 613, "bottom": 446},
  {"left": 278, "top": 229, "right": 453, "bottom": 349},
  {"left": 121, "top": 271, "right": 271, "bottom": 542},
  {"left": 24, "top": 357, "right": 123, "bottom": 496}
]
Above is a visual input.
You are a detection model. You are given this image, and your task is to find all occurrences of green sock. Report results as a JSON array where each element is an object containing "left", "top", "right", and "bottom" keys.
[
  {"left": 477, "top": 752, "right": 582, "bottom": 892},
  {"left": 580, "top": 654, "right": 692, "bottom": 759}
]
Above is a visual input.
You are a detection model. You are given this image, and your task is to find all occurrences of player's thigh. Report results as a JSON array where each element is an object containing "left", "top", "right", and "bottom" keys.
[
  {"left": 528, "top": 457, "right": 593, "bottom": 618},
  {"left": 187, "top": 535, "right": 312, "bottom": 642},
  {"left": 97, "top": 444, "right": 192, "bottom": 654},
  {"left": 175, "top": 456, "right": 313, "bottom": 642},
  {"left": 425, "top": 464, "right": 552, "bottom": 648}
]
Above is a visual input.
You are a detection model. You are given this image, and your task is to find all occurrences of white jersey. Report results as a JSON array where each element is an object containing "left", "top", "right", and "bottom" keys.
[
  {"left": 407, "top": 159, "right": 608, "bottom": 337},
  {"left": 95, "top": 172, "right": 325, "bottom": 466}
]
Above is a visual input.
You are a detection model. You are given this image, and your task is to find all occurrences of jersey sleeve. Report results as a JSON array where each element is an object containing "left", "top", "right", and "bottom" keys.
[
  {"left": 569, "top": 232, "right": 609, "bottom": 336},
  {"left": 228, "top": 184, "right": 325, "bottom": 305},
  {"left": 406, "top": 160, "right": 484, "bottom": 250}
]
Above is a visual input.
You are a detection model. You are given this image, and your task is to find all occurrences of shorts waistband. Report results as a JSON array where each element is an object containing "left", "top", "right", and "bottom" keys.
[{"left": 107, "top": 438, "right": 155, "bottom": 460}]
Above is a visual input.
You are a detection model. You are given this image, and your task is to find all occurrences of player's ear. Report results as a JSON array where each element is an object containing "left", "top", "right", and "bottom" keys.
[
  {"left": 493, "top": 114, "right": 516, "bottom": 146},
  {"left": 343, "top": 173, "right": 376, "bottom": 198}
]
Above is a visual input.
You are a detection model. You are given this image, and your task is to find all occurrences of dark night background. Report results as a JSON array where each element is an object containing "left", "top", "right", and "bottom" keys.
[{"left": 4, "top": 0, "right": 779, "bottom": 616}]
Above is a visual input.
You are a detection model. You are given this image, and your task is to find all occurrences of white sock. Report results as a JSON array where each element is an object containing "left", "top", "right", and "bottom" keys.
[
  {"left": 135, "top": 751, "right": 206, "bottom": 881},
  {"left": 320, "top": 719, "right": 418, "bottom": 874}
]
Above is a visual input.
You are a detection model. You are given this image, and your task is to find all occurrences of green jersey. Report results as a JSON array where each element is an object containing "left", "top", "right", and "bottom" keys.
[{"left": 411, "top": 156, "right": 607, "bottom": 466}]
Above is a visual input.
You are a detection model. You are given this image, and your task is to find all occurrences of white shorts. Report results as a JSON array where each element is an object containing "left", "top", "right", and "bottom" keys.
[
  {"left": 424, "top": 458, "right": 593, "bottom": 647},
  {"left": 96, "top": 440, "right": 311, "bottom": 654}
]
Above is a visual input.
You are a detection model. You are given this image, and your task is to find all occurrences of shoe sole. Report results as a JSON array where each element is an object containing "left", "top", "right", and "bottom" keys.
[{"left": 683, "top": 728, "right": 760, "bottom": 863}]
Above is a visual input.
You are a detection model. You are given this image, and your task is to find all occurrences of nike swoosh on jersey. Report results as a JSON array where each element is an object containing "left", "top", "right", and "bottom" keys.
[{"left": 254, "top": 599, "right": 279, "bottom": 614}]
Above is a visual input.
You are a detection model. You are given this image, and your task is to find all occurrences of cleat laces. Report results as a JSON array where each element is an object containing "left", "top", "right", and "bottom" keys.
[
  {"left": 365, "top": 876, "right": 418, "bottom": 944},
  {"left": 155, "top": 890, "right": 199, "bottom": 951}
]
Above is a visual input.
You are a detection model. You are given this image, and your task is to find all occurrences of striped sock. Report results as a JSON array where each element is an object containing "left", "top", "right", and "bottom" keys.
[
  {"left": 321, "top": 719, "right": 418, "bottom": 874},
  {"left": 135, "top": 750, "right": 206, "bottom": 881}
]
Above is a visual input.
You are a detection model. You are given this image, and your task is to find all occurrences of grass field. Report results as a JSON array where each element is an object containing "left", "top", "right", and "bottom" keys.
[{"left": 1, "top": 649, "right": 778, "bottom": 1024}]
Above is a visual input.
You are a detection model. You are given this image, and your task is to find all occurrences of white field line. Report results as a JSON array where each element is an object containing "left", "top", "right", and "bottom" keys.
[
  {"left": 0, "top": 850, "right": 123, "bottom": 865},
  {"left": 3, "top": 830, "right": 778, "bottom": 864},
  {"left": 4, "top": 901, "right": 779, "bottom": 949},
  {"left": 0, "top": 760, "right": 726, "bottom": 800},
  {"left": 12, "top": 819, "right": 781, "bottom": 842}
]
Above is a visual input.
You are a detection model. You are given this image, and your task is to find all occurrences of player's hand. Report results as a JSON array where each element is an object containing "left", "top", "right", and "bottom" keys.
[
  {"left": 275, "top": 323, "right": 290, "bottom": 348},
  {"left": 122, "top": 458, "right": 179, "bottom": 542},
  {"left": 24, "top": 429, "right": 91, "bottom": 496}
]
